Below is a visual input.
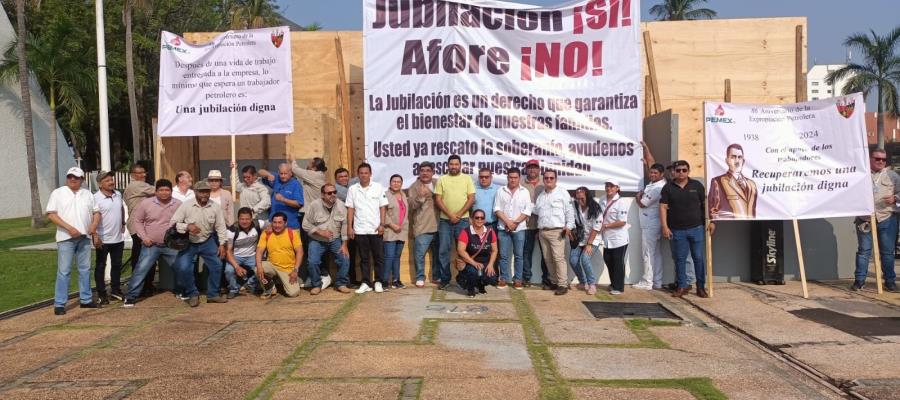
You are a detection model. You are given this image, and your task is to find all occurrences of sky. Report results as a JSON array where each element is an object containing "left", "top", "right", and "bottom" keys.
[{"left": 277, "top": 0, "right": 900, "bottom": 67}]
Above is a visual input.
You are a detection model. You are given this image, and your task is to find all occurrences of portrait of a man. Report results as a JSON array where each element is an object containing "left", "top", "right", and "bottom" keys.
[{"left": 708, "top": 143, "right": 758, "bottom": 219}]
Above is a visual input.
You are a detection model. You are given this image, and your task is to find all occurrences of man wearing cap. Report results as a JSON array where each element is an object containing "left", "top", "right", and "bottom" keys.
[
  {"left": 522, "top": 159, "right": 549, "bottom": 288},
  {"left": 123, "top": 163, "right": 156, "bottom": 294},
  {"left": 533, "top": 170, "right": 575, "bottom": 295},
  {"left": 236, "top": 165, "right": 271, "bottom": 223},
  {"left": 170, "top": 180, "right": 229, "bottom": 306},
  {"left": 586, "top": 179, "right": 630, "bottom": 295},
  {"left": 207, "top": 169, "right": 235, "bottom": 225},
  {"left": 303, "top": 184, "right": 352, "bottom": 294},
  {"left": 259, "top": 163, "right": 304, "bottom": 229},
  {"left": 408, "top": 161, "right": 440, "bottom": 288},
  {"left": 46, "top": 167, "right": 101, "bottom": 315},
  {"left": 434, "top": 154, "right": 476, "bottom": 290},
  {"left": 93, "top": 170, "right": 127, "bottom": 304},
  {"left": 125, "top": 179, "right": 182, "bottom": 307}
]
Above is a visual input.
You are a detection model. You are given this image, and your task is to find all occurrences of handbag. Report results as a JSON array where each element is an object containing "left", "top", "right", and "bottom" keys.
[
  {"left": 164, "top": 224, "right": 190, "bottom": 250},
  {"left": 571, "top": 205, "right": 585, "bottom": 248}
]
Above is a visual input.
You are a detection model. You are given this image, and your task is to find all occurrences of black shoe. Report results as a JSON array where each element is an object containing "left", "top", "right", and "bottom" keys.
[
  {"left": 393, "top": 281, "right": 406, "bottom": 289},
  {"left": 542, "top": 283, "right": 558, "bottom": 291},
  {"left": 80, "top": 302, "right": 100, "bottom": 309},
  {"left": 98, "top": 295, "right": 110, "bottom": 306},
  {"left": 884, "top": 283, "right": 898, "bottom": 293},
  {"left": 110, "top": 292, "right": 124, "bottom": 302},
  {"left": 477, "top": 285, "right": 487, "bottom": 294},
  {"left": 123, "top": 298, "right": 136, "bottom": 308},
  {"left": 438, "top": 282, "right": 450, "bottom": 291},
  {"left": 554, "top": 286, "right": 569, "bottom": 296},
  {"left": 54, "top": 306, "right": 66, "bottom": 316},
  {"left": 523, "top": 281, "right": 533, "bottom": 288},
  {"left": 850, "top": 281, "right": 864, "bottom": 291},
  {"left": 467, "top": 287, "right": 476, "bottom": 298}
]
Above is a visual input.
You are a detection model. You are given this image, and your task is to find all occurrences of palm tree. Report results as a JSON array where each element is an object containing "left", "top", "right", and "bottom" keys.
[
  {"left": 13, "top": 0, "right": 44, "bottom": 228},
  {"left": 300, "top": 22, "right": 323, "bottom": 31},
  {"left": 124, "top": 0, "right": 153, "bottom": 161},
  {"left": 826, "top": 28, "right": 900, "bottom": 149},
  {"left": 228, "top": 0, "right": 279, "bottom": 29},
  {"left": 649, "top": 0, "right": 716, "bottom": 21},
  {"left": 0, "top": 18, "right": 95, "bottom": 185}
]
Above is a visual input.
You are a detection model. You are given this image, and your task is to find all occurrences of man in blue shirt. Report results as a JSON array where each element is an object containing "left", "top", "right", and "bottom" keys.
[
  {"left": 474, "top": 168, "right": 500, "bottom": 279},
  {"left": 259, "top": 163, "right": 304, "bottom": 229}
]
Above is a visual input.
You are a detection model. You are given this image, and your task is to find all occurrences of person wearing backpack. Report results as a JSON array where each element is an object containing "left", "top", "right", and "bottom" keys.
[
  {"left": 255, "top": 212, "right": 303, "bottom": 298},
  {"left": 224, "top": 207, "right": 263, "bottom": 298}
]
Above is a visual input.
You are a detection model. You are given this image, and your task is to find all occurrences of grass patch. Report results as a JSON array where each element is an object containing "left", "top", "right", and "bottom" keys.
[
  {"left": 569, "top": 377, "right": 727, "bottom": 400},
  {"left": 510, "top": 290, "right": 573, "bottom": 400}
]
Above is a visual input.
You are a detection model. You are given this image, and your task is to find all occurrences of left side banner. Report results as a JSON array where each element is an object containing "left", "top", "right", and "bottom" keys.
[{"left": 158, "top": 27, "right": 293, "bottom": 137}]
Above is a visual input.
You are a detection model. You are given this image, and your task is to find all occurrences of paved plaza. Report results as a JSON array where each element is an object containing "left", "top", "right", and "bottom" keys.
[{"left": 0, "top": 279, "right": 897, "bottom": 399}]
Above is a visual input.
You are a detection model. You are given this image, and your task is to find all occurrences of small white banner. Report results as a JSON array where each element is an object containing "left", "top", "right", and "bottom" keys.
[
  {"left": 704, "top": 93, "right": 874, "bottom": 221},
  {"left": 157, "top": 27, "right": 293, "bottom": 136}
]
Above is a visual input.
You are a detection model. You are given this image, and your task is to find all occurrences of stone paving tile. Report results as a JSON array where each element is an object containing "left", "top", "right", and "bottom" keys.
[
  {"left": 0, "top": 329, "right": 31, "bottom": 343},
  {"left": 119, "top": 319, "right": 229, "bottom": 347},
  {"left": 572, "top": 386, "right": 694, "bottom": 400},
  {"left": 436, "top": 322, "right": 531, "bottom": 370},
  {"left": 4, "top": 327, "right": 116, "bottom": 350},
  {"left": 782, "top": 342, "right": 900, "bottom": 382},
  {"left": 2, "top": 386, "right": 120, "bottom": 400},
  {"left": 440, "top": 285, "right": 512, "bottom": 301},
  {"left": 273, "top": 380, "right": 402, "bottom": 400},
  {"left": 179, "top": 296, "right": 344, "bottom": 324},
  {"left": 126, "top": 375, "right": 258, "bottom": 400},
  {"left": 0, "top": 346, "right": 69, "bottom": 382},
  {"left": 419, "top": 377, "right": 541, "bottom": 400},
  {"left": 69, "top": 305, "right": 177, "bottom": 327},
  {"left": 525, "top": 289, "right": 641, "bottom": 345}
]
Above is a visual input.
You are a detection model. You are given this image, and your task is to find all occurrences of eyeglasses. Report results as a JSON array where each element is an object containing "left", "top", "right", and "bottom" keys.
[
  {"left": 874, "top": 157, "right": 887, "bottom": 162},
  {"left": 324, "top": 190, "right": 337, "bottom": 195},
  {"left": 675, "top": 168, "right": 688, "bottom": 173},
  {"left": 472, "top": 216, "right": 485, "bottom": 220},
  {"left": 479, "top": 175, "right": 491, "bottom": 179},
  {"left": 543, "top": 176, "right": 556, "bottom": 180}
]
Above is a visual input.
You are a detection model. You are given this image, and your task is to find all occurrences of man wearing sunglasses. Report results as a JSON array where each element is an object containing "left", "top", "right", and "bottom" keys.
[
  {"left": 852, "top": 149, "right": 900, "bottom": 292},
  {"left": 303, "top": 184, "right": 352, "bottom": 294},
  {"left": 660, "top": 160, "right": 713, "bottom": 298}
]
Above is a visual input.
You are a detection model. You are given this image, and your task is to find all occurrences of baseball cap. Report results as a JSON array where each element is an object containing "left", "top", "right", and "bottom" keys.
[
  {"left": 95, "top": 170, "right": 114, "bottom": 183},
  {"left": 66, "top": 167, "right": 85, "bottom": 178},
  {"left": 207, "top": 170, "right": 223, "bottom": 180},
  {"left": 525, "top": 159, "right": 540, "bottom": 167},
  {"left": 194, "top": 180, "right": 211, "bottom": 191},
  {"left": 605, "top": 179, "right": 620, "bottom": 187}
]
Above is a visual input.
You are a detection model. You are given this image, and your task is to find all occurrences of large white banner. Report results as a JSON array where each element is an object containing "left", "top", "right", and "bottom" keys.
[
  {"left": 158, "top": 27, "right": 293, "bottom": 136},
  {"left": 704, "top": 93, "right": 873, "bottom": 221},
  {"left": 364, "top": 0, "right": 642, "bottom": 189}
]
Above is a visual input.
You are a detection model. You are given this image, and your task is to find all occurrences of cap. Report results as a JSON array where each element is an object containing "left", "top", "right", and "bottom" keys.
[
  {"left": 194, "top": 180, "right": 211, "bottom": 191},
  {"left": 207, "top": 170, "right": 223, "bottom": 180},
  {"left": 605, "top": 179, "right": 620, "bottom": 187},
  {"left": 95, "top": 170, "right": 115, "bottom": 183},
  {"left": 525, "top": 159, "right": 540, "bottom": 167},
  {"left": 66, "top": 167, "right": 85, "bottom": 178}
]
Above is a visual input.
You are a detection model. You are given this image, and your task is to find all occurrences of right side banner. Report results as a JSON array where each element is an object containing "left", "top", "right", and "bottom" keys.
[{"left": 704, "top": 93, "right": 874, "bottom": 221}]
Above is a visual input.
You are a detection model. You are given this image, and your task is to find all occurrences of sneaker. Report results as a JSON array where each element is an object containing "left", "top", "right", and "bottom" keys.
[
  {"left": 554, "top": 286, "right": 569, "bottom": 296},
  {"left": 850, "top": 281, "right": 864, "bottom": 291},
  {"left": 575, "top": 284, "right": 585, "bottom": 291},
  {"left": 587, "top": 284, "right": 597, "bottom": 295},
  {"left": 80, "top": 302, "right": 100, "bottom": 309},
  {"left": 123, "top": 298, "right": 136, "bottom": 308},
  {"left": 610, "top": 290, "right": 623, "bottom": 295},
  {"left": 467, "top": 287, "right": 476, "bottom": 298},
  {"left": 497, "top": 279, "right": 507, "bottom": 288},
  {"left": 54, "top": 306, "right": 66, "bottom": 316},
  {"left": 187, "top": 296, "right": 200, "bottom": 307},
  {"left": 513, "top": 280, "right": 524, "bottom": 290},
  {"left": 431, "top": 279, "right": 442, "bottom": 285},
  {"left": 321, "top": 275, "right": 332, "bottom": 290},
  {"left": 415, "top": 280, "right": 425, "bottom": 288},
  {"left": 300, "top": 277, "right": 311, "bottom": 288},
  {"left": 633, "top": 283, "right": 653, "bottom": 291},
  {"left": 393, "top": 281, "right": 406, "bottom": 289},
  {"left": 226, "top": 292, "right": 238, "bottom": 299},
  {"left": 207, "top": 296, "right": 227, "bottom": 303},
  {"left": 98, "top": 295, "right": 110, "bottom": 306},
  {"left": 523, "top": 281, "right": 533, "bottom": 288},
  {"left": 355, "top": 283, "right": 372, "bottom": 294},
  {"left": 374, "top": 282, "right": 384, "bottom": 293},
  {"left": 110, "top": 292, "right": 124, "bottom": 302},
  {"left": 335, "top": 286, "right": 351, "bottom": 294},
  {"left": 175, "top": 293, "right": 190, "bottom": 301},
  {"left": 886, "top": 283, "right": 898, "bottom": 293},
  {"left": 310, "top": 287, "right": 322, "bottom": 295},
  {"left": 478, "top": 285, "right": 487, "bottom": 294},
  {"left": 438, "top": 282, "right": 450, "bottom": 291}
]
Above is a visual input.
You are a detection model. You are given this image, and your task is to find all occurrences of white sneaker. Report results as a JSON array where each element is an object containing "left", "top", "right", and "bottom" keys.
[
  {"left": 610, "top": 290, "right": 623, "bottom": 295},
  {"left": 355, "top": 283, "right": 372, "bottom": 294},
  {"left": 415, "top": 280, "right": 425, "bottom": 288},
  {"left": 374, "top": 282, "right": 384, "bottom": 293},
  {"left": 321, "top": 275, "right": 332, "bottom": 290},
  {"left": 632, "top": 282, "right": 653, "bottom": 290},
  {"left": 299, "top": 277, "right": 311, "bottom": 288}
]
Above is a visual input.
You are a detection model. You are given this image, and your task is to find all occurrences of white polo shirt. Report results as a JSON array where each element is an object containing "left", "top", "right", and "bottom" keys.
[
  {"left": 345, "top": 181, "right": 388, "bottom": 235},
  {"left": 595, "top": 194, "right": 629, "bottom": 249},
  {"left": 46, "top": 186, "right": 99, "bottom": 242},
  {"left": 493, "top": 185, "right": 533, "bottom": 232},
  {"left": 93, "top": 189, "right": 125, "bottom": 243},
  {"left": 639, "top": 179, "right": 666, "bottom": 228},
  {"left": 172, "top": 187, "right": 194, "bottom": 203}
]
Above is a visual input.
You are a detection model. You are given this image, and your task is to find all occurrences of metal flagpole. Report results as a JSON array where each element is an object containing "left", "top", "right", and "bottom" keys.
[{"left": 95, "top": 0, "right": 111, "bottom": 171}]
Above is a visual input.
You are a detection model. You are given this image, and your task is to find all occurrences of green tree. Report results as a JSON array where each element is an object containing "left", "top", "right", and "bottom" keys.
[
  {"left": 227, "top": 0, "right": 279, "bottom": 29},
  {"left": 826, "top": 28, "right": 900, "bottom": 149},
  {"left": 649, "top": 0, "right": 716, "bottom": 21},
  {"left": 300, "top": 22, "right": 322, "bottom": 31},
  {"left": 124, "top": 0, "right": 153, "bottom": 160}
]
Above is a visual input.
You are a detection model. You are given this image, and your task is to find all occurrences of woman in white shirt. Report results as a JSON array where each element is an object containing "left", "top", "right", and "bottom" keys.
[
  {"left": 586, "top": 180, "right": 629, "bottom": 295},
  {"left": 569, "top": 187, "right": 600, "bottom": 295}
]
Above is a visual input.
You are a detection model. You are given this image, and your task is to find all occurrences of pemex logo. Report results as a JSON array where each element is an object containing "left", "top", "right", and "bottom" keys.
[
  {"left": 715, "top": 104, "right": 725, "bottom": 116},
  {"left": 271, "top": 29, "right": 285, "bottom": 48},
  {"left": 169, "top": 36, "right": 181, "bottom": 46},
  {"left": 162, "top": 34, "right": 187, "bottom": 53},
  {"left": 706, "top": 104, "right": 734, "bottom": 124},
  {"left": 836, "top": 98, "right": 855, "bottom": 119}
]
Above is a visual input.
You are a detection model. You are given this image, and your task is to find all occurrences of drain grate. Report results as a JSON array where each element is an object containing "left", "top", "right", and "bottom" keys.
[
  {"left": 790, "top": 308, "right": 900, "bottom": 337},
  {"left": 582, "top": 302, "right": 682, "bottom": 320}
]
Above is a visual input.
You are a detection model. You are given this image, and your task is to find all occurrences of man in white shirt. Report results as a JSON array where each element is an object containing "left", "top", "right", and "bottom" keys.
[
  {"left": 493, "top": 167, "right": 533, "bottom": 289},
  {"left": 171, "top": 170, "right": 194, "bottom": 202},
  {"left": 346, "top": 163, "right": 388, "bottom": 293},
  {"left": 46, "top": 167, "right": 101, "bottom": 315},
  {"left": 224, "top": 207, "right": 262, "bottom": 298},
  {"left": 533, "top": 170, "right": 575, "bottom": 295},
  {"left": 93, "top": 171, "right": 126, "bottom": 304},
  {"left": 635, "top": 163, "right": 666, "bottom": 290}
]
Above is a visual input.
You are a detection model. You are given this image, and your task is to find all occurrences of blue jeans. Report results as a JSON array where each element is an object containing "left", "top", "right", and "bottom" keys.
[
  {"left": 498, "top": 230, "right": 525, "bottom": 282},
  {"left": 174, "top": 237, "right": 224, "bottom": 298},
  {"left": 438, "top": 218, "right": 469, "bottom": 284},
  {"left": 523, "top": 229, "right": 548, "bottom": 283},
  {"left": 569, "top": 245, "right": 597, "bottom": 286},
  {"left": 55, "top": 236, "right": 93, "bottom": 307},
  {"left": 671, "top": 225, "right": 706, "bottom": 289},
  {"left": 855, "top": 214, "right": 898, "bottom": 284},
  {"left": 225, "top": 255, "right": 258, "bottom": 294},
  {"left": 308, "top": 239, "right": 350, "bottom": 288},
  {"left": 383, "top": 240, "right": 405, "bottom": 283},
  {"left": 414, "top": 232, "right": 439, "bottom": 282},
  {"left": 127, "top": 245, "right": 178, "bottom": 300}
]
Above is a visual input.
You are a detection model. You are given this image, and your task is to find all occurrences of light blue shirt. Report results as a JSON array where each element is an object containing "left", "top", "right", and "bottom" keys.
[{"left": 473, "top": 183, "right": 499, "bottom": 223}]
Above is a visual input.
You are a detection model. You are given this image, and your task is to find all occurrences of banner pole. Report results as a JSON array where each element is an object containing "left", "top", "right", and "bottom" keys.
[
  {"left": 792, "top": 219, "right": 809, "bottom": 298},
  {"left": 230, "top": 134, "right": 237, "bottom": 198},
  {"left": 870, "top": 214, "right": 884, "bottom": 294},
  {"left": 702, "top": 102, "right": 713, "bottom": 298}
]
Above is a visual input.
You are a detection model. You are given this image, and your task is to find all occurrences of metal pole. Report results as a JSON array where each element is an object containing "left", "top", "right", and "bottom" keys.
[{"left": 96, "top": 0, "right": 111, "bottom": 171}]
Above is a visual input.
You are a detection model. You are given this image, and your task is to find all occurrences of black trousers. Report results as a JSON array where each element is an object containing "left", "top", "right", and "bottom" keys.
[
  {"left": 95, "top": 241, "right": 125, "bottom": 295},
  {"left": 603, "top": 244, "right": 628, "bottom": 292},
  {"left": 354, "top": 234, "right": 384, "bottom": 286}
]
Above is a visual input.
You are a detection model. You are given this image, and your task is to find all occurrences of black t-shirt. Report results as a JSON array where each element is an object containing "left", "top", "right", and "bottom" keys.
[{"left": 660, "top": 179, "right": 706, "bottom": 229}]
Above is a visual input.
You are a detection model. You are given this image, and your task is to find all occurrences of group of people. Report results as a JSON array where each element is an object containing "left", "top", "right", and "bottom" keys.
[{"left": 47, "top": 145, "right": 898, "bottom": 315}]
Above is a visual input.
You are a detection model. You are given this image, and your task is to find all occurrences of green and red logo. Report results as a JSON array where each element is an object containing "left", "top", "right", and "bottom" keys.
[
  {"left": 271, "top": 29, "right": 284, "bottom": 48},
  {"left": 836, "top": 98, "right": 855, "bottom": 119}
]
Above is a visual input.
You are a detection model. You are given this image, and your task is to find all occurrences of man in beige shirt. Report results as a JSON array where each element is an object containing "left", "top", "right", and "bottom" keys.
[
  {"left": 236, "top": 165, "right": 271, "bottom": 222},
  {"left": 302, "top": 184, "right": 351, "bottom": 294},
  {"left": 123, "top": 163, "right": 155, "bottom": 293},
  {"left": 408, "top": 161, "right": 439, "bottom": 287},
  {"left": 170, "top": 180, "right": 229, "bottom": 307}
]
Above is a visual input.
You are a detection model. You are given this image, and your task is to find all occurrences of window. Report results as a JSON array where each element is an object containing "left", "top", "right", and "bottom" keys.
[
  {"left": 812, "top": 81, "right": 820, "bottom": 86},
  {"left": 811, "top": 97, "right": 819, "bottom": 100},
  {"left": 827, "top": 90, "right": 832, "bottom": 94},
  {"left": 812, "top": 90, "right": 819, "bottom": 94}
]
